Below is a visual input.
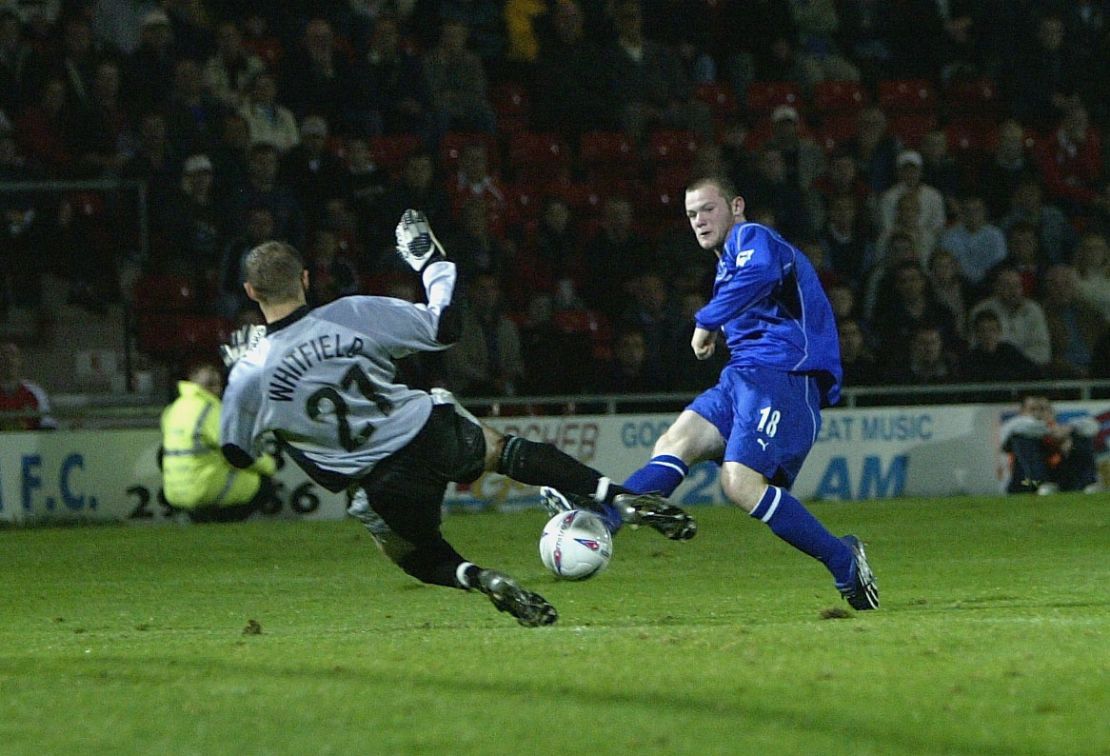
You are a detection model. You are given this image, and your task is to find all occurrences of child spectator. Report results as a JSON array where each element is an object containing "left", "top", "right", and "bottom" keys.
[
  {"left": 1001, "top": 394, "right": 1100, "bottom": 494},
  {"left": 0, "top": 341, "right": 56, "bottom": 430}
]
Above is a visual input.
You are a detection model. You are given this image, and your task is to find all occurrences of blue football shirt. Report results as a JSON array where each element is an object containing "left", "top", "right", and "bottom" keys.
[{"left": 694, "top": 222, "right": 843, "bottom": 407}]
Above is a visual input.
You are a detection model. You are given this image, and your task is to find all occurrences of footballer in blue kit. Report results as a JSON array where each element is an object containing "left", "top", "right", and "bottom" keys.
[{"left": 545, "top": 176, "right": 878, "bottom": 610}]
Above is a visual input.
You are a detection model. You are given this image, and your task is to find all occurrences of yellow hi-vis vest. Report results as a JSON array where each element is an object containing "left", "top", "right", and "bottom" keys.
[{"left": 160, "top": 381, "right": 276, "bottom": 509}]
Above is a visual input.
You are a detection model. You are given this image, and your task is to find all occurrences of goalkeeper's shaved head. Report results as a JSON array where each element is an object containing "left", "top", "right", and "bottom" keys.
[{"left": 244, "top": 241, "right": 305, "bottom": 304}]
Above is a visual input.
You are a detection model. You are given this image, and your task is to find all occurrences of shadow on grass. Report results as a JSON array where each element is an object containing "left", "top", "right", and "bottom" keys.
[{"left": 2, "top": 654, "right": 1026, "bottom": 756}]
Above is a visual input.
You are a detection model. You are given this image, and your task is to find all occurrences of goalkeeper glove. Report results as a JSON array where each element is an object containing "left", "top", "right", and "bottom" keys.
[
  {"left": 219, "top": 324, "right": 266, "bottom": 368},
  {"left": 395, "top": 209, "right": 446, "bottom": 273}
]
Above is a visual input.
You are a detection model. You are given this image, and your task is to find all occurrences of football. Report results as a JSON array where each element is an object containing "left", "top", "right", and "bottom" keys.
[{"left": 539, "top": 509, "right": 613, "bottom": 580}]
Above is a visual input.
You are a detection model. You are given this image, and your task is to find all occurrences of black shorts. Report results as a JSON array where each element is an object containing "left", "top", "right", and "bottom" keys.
[{"left": 358, "top": 403, "right": 486, "bottom": 544}]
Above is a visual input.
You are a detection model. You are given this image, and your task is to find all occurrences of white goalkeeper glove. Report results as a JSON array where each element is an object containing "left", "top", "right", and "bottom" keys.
[
  {"left": 395, "top": 209, "right": 446, "bottom": 273},
  {"left": 219, "top": 324, "right": 266, "bottom": 367}
]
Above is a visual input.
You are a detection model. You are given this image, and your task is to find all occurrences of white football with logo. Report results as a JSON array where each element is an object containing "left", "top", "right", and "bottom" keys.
[{"left": 539, "top": 509, "right": 613, "bottom": 581}]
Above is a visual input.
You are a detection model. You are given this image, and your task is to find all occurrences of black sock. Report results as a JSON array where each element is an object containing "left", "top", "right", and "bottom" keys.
[
  {"left": 395, "top": 537, "right": 470, "bottom": 589},
  {"left": 497, "top": 436, "right": 623, "bottom": 502}
]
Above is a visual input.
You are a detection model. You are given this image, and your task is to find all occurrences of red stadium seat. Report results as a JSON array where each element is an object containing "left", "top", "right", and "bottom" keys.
[
  {"left": 813, "top": 80, "right": 869, "bottom": 115},
  {"left": 504, "top": 182, "right": 544, "bottom": 224},
  {"left": 653, "top": 163, "right": 693, "bottom": 195},
  {"left": 130, "top": 274, "right": 236, "bottom": 363},
  {"left": 131, "top": 274, "right": 197, "bottom": 312},
  {"left": 507, "top": 131, "right": 571, "bottom": 183},
  {"left": 175, "top": 315, "right": 235, "bottom": 354},
  {"left": 579, "top": 131, "right": 639, "bottom": 180},
  {"left": 367, "top": 134, "right": 422, "bottom": 176},
  {"left": 134, "top": 314, "right": 233, "bottom": 363},
  {"left": 889, "top": 113, "right": 938, "bottom": 148},
  {"left": 546, "top": 179, "right": 604, "bottom": 218},
  {"left": 943, "top": 76, "right": 1001, "bottom": 119},
  {"left": 648, "top": 129, "right": 699, "bottom": 166},
  {"left": 877, "top": 79, "right": 937, "bottom": 114},
  {"left": 552, "top": 308, "right": 594, "bottom": 334},
  {"left": 491, "top": 82, "right": 530, "bottom": 133},
  {"left": 134, "top": 314, "right": 177, "bottom": 361},
  {"left": 818, "top": 112, "right": 860, "bottom": 151},
  {"left": 694, "top": 81, "right": 738, "bottom": 121},
  {"left": 745, "top": 81, "right": 802, "bottom": 114},
  {"left": 945, "top": 118, "right": 995, "bottom": 155},
  {"left": 439, "top": 132, "right": 500, "bottom": 173},
  {"left": 640, "top": 186, "right": 687, "bottom": 240}
]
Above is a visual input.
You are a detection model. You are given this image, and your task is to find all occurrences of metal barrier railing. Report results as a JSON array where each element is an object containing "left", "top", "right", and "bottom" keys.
[{"left": 3, "top": 378, "right": 1101, "bottom": 430}]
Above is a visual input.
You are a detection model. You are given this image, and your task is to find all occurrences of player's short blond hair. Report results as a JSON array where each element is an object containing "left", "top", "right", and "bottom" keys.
[
  {"left": 244, "top": 241, "right": 305, "bottom": 303},
  {"left": 686, "top": 175, "right": 739, "bottom": 202}
]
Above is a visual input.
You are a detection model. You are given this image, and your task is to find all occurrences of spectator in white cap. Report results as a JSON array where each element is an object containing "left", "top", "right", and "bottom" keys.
[
  {"left": 183, "top": 153, "right": 212, "bottom": 174},
  {"left": 280, "top": 114, "right": 346, "bottom": 224},
  {"left": 878, "top": 148, "right": 946, "bottom": 264},
  {"left": 92, "top": 0, "right": 160, "bottom": 55},
  {"left": 154, "top": 151, "right": 228, "bottom": 288},
  {"left": 123, "top": 5, "right": 175, "bottom": 113},
  {"left": 765, "top": 103, "right": 826, "bottom": 223}
]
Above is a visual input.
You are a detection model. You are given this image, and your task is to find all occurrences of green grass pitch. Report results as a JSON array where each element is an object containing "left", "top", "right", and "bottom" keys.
[{"left": 1, "top": 495, "right": 1106, "bottom": 755}]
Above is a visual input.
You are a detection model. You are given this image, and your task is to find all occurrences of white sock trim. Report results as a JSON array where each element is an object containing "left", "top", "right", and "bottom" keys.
[
  {"left": 594, "top": 476, "right": 611, "bottom": 503},
  {"left": 456, "top": 561, "right": 475, "bottom": 589},
  {"left": 760, "top": 486, "right": 783, "bottom": 523},
  {"left": 653, "top": 460, "right": 688, "bottom": 476}
]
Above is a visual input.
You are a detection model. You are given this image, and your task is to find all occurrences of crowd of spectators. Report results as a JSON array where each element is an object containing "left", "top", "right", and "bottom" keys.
[{"left": 1, "top": 0, "right": 1110, "bottom": 401}]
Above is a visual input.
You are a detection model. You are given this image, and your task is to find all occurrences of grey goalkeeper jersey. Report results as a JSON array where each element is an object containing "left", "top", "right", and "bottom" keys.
[{"left": 221, "top": 284, "right": 453, "bottom": 490}]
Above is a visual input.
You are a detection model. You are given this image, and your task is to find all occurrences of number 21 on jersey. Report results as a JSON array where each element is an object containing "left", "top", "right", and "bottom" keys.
[{"left": 305, "top": 365, "right": 393, "bottom": 451}]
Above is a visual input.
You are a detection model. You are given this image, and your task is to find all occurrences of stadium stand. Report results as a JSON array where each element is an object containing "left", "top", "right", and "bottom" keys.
[{"left": 0, "top": 1, "right": 1107, "bottom": 403}]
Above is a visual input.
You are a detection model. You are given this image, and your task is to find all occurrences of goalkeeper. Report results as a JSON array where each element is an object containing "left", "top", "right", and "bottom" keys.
[
  {"left": 217, "top": 210, "right": 696, "bottom": 627},
  {"left": 160, "top": 362, "right": 277, "bottom": 522}
]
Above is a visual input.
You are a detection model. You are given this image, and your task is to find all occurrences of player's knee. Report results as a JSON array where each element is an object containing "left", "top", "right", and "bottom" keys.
[
  {"left": 652, "top": 427, "right": 701, "bottom": 462},
  {"left": 482, "top": 425, "right": 505, "bottom": 471},
  {"left": 377, "top": 531, "right": 415, "bottom": 564},
  {"left": 651, "top": 430, "right": 680, "bottom": 458},
  {"left": 653, "top": 414, "right": 721, "bottom": 463},
  {"left": 720, "top": 468, "right": 766, "bottom": 513}
]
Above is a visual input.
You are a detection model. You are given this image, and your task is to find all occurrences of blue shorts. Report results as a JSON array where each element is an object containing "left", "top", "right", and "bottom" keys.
[{"left": 688, "top": 366, "right": 823, "bottom": 488}]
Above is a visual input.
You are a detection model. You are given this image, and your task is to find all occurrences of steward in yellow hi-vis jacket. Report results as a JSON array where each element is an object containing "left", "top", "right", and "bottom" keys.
[{"left": 160, "top": 363, "right": 276, "bottom": 522}]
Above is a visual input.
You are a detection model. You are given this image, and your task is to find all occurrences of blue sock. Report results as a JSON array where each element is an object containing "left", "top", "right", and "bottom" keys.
[
  {"left": 584, "top": 477, "right": 626, "bottom": 535},
  {"left": 750, "top": 486, "right": 853, "bottom": 586},
  {"left": 623, "top": 454, "right": 689, "bottom": 496}
]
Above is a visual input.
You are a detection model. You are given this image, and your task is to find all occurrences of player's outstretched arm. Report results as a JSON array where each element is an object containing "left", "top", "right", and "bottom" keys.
[
  {"left": 395, "top": 209, "right": 446, "bottom": 272},
  {"left": 395, "top": 209, "right": 461, "bottom": 344}
]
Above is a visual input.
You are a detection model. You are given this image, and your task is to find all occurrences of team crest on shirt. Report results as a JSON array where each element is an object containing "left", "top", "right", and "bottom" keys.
[{"left": 736, "top": 249, "right": 755, "bottom": 267}]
